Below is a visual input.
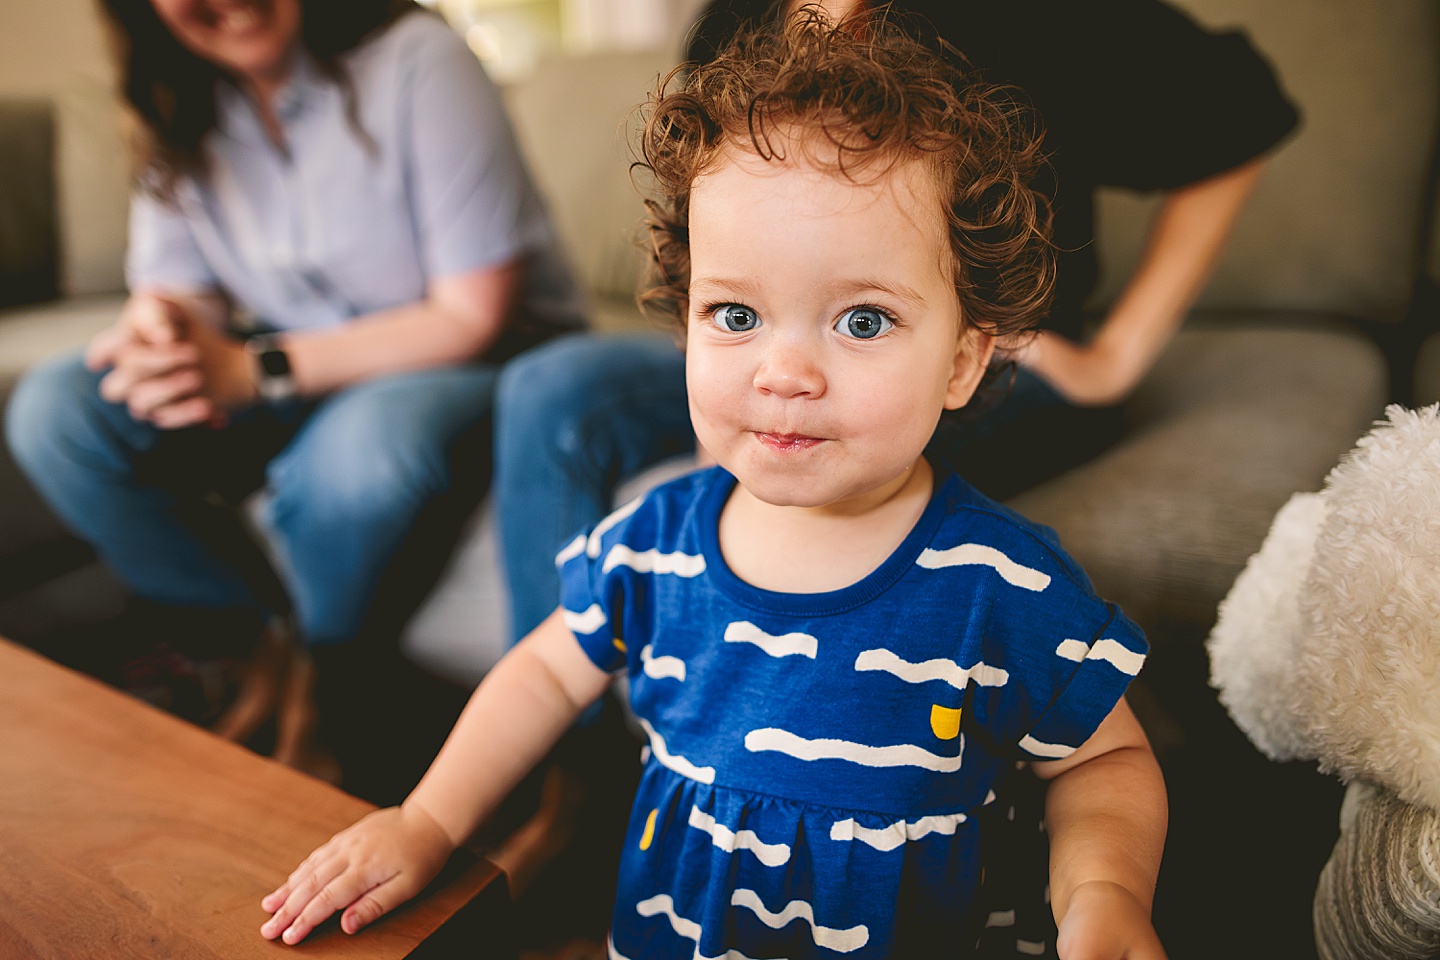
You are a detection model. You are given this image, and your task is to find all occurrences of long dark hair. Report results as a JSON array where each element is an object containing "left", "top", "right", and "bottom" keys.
[{"left": 97, "top": 0, "right": 415, "bottom": 192}]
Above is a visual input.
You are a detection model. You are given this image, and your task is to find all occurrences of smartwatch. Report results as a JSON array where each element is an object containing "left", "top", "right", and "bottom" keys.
[{"left": 245, "top": 333, "right": 298, "bottom": 404}]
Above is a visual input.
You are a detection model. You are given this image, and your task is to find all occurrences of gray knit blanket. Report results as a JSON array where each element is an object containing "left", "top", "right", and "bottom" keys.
[{"left": 1315, "top": 781, "right": 1440, "bottom": 959}]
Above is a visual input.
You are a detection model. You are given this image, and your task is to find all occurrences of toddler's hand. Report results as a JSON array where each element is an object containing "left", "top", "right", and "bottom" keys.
[
  {"left": 260, "top": 803, "right": 456, "bottom": 945},
  {"left": 1055, "top": 880, "right": 1166, "bottom": 960}
]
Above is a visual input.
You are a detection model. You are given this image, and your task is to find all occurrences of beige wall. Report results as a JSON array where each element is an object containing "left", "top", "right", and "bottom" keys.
[
  {"left": 0, "top": 0, "right": 112, "bottom": 96},
  {"left": 0, "top": 0, "right": 129, "bottom": 296}
]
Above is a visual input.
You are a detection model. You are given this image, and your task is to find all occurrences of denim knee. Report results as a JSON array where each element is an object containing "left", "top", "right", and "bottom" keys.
[
  {"left": 496, "top": 334, "right": 605, "bottom": 458},
  {"left": 495, "top": 332, "right": 688, "bottom": 470},
  {"left": 267, "top": 408, "right": 446, "bottom": 532},
  {"left": 5, "top": 353, "right": 113, "bottom": 481}
]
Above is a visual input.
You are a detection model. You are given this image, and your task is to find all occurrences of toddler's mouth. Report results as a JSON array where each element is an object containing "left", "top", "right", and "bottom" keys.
[{"left": 755, "top": 432, "right": 825, "bottom": 451}]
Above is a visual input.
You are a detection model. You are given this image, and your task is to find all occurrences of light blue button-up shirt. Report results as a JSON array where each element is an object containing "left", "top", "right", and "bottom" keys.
[{"left": 126, "top": 10, "right": 586, "bottom": 346}]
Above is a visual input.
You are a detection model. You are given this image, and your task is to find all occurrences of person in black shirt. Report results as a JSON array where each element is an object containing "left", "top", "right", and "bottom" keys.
[
  {"left": 677, "top": 0, "right": 1298, "bottom": 497},
  {"left": 489, "top": 0, "right": 1298, "bottom": 661}
]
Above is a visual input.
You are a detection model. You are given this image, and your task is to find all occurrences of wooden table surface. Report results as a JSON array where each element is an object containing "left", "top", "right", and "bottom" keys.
[{"left": 0, "top": 637, "right": 509, "bottom": 959}]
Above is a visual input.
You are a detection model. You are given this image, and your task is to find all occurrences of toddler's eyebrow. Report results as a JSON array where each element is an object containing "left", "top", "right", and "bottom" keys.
[
  {"left": 825, "top": 278, "right": 928, "bottom": 308},
  {"left": 689, "top": 277, "right": 927, "bottom": 308},
  {"left": 689, "top": 276, "right": 763, "bottom": 300}
]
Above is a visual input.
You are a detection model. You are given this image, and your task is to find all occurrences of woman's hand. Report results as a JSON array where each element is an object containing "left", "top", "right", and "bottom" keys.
[
  {"left": 260, "top": 803, "right": 457, "bottom": 945},
  {"left": 1055, "top": 880, "right": 1167, "bottom": 960},
  {"left": 1019, "top": 158, "right": 1270, "bottom": 410},
  {"left": 86, "top": 293, "right": 259, "bottom": 429},
  {"left": 1014, "top": 331, "right": 1143, "bottom": 408}
]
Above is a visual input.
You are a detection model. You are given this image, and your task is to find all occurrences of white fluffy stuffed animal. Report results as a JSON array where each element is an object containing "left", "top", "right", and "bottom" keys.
[{"left": 1207, "top": 404, "right": 1440, "bottom": 960}]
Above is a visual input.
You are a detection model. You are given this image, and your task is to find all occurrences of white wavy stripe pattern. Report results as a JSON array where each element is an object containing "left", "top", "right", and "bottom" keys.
[
  {"left": 586, "top": 496, "right": 643, "bottom": 557},
  {"left": 634, "top": 895, "right": 761, "bottom": 960},
  {"left": 745, "top": 727, "right": 962, "bottom": 773},
  {"left": 916, "top": 543, "right": 1051, "bottom": 591},
  {"left": 828, "top": 812, "right": 969, "bottom": 852},
  {"left": 1018, "top": 734, "right": 1076, "bottom": 759},
  {"left": 641, "top": 644, "right": 687, "bottom": 681},
  {"left": 1054, "top": 638, "right": 1145, "bottom": 676},
  {"left": 554, "top": 534, "right": 586, "bottom": 567},
  {"left": 602, "top": 544, "right": 706, "bottom": 577},
  {"left": 639, "top": 718, "right": 715, "bottom": 783},
  {"left": 854, "top": 648, "right": 1008, "bottom": 689},
  {"left": 723, "top": 621, "right": 818, "bottom": 658},
  {"left": 730, "top": 889, "right": 869, "bottom": 953},
  {"left": 562, "top": 604, "right": 607, "bottom": 635},
  {"left": 687, "top": 806, "right": 791, "bottom": 866}
]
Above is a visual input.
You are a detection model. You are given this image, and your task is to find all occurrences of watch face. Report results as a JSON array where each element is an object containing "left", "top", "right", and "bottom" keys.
[{"left": 259, "top": 348, "right": 291, "bottom": 377}]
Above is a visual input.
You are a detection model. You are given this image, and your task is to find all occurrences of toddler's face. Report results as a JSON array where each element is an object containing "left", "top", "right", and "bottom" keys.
[{"left": 686, "top": 142, "right": 991, "bottom": 511}]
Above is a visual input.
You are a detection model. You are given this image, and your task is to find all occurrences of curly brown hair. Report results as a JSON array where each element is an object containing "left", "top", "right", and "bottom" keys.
[{"left": 636, "top": 6, "right": 1054, "bottom": 352}]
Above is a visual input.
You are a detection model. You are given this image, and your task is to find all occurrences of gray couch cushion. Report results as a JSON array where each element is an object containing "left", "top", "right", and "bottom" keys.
[
  {"left": 1010, "top": 313, "right": 1389, "bottom": 639},
  {"left": 0, "top": 293, "right": 122, "bottom": 385}
]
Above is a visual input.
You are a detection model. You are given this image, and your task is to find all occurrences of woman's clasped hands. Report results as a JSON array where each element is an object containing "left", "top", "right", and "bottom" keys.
[
  {"left": 85, "top": 292, "right": 262, "bottom": 429},
  {"left": 260, "top": 802, "right": 457, "bottom": 945}
]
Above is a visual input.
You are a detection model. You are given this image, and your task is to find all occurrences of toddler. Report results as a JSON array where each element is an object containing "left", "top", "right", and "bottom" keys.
[{"left": 261, "top": 12, "right": 1167, "bottom": 958}]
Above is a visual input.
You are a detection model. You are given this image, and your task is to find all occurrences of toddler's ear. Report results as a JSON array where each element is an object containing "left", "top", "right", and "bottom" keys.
[{"left": 943, "top": 327, "right": 995, "bottom": 410}]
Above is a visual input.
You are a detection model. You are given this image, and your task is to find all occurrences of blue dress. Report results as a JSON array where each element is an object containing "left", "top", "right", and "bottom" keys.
[{"left": 557, "top": 466, "right": 1147, "bottom": 958}]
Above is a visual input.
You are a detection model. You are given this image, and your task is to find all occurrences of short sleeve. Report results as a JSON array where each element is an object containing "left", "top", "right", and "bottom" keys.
[
  {"left": 125, "top": 188, "right": 219, "bottom": 292},
  {"left": 555, "top": 497, "right": 649, "bottom": 674},
  {"left": 1029, "top": 0, "right": 1301, "bottom": 190},
  {"left": 1012, "top": 601, "right": 1147, "bottom": 762},
  {"left": 955, "top": 520, "right": 1149, "bottom": 762},
  {"left": 398, "top": 19, "right": 551, "bottom": 280}
]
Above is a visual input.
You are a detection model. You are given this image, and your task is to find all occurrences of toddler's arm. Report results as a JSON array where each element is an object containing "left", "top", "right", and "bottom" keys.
[
  {"left": 1031, "top": 697, "right": 1168, "bottom": 960},
  {"left": 260, "top": 609, "right": 610, "bottom": 945}
]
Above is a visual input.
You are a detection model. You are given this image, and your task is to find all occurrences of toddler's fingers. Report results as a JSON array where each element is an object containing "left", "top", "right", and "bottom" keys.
[
  {"left": 260, "top": 853, "right": 347, "bottom": 941},
  {"left": 262, "top": 842, "right": 335, "bottom": 910},
  {"left": 281, "top": 869, "right": 394, "bottom": 945},
  {"left": 340, "top": 870, "right": 426, "bottom": 935}
]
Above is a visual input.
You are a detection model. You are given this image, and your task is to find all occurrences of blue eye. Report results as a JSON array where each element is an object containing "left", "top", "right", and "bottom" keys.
[
  {"left": 711, "top": 304, "right": 760, "bottom": 332},
  {"left": 836, "top": 307, "right": 892, "bottom": 340}
]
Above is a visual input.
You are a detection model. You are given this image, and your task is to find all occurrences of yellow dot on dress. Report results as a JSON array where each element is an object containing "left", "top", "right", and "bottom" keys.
[
  {"left": 930, "top": 703, "right": 962, "bottom": 740},
  {"left": 639, "top": 808, "right": 658, "bottom": 850},
  {"left": 613, "top": 637, "right": 627, "bottom": 653}
]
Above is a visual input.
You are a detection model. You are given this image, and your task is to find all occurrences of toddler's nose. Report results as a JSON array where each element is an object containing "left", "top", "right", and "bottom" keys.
[{"left": 753, "top": 336, "right": 825, "bottom": 399}]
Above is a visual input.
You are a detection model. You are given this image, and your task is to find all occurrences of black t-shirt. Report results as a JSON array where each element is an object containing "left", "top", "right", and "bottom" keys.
[{"left": 684, "top": 0, "right": 1300, "bottom": 338}]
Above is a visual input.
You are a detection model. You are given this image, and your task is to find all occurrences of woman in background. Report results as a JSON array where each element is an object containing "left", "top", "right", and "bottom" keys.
[{"left": 5, "top": 0, "right": 585, "bottom": 780}]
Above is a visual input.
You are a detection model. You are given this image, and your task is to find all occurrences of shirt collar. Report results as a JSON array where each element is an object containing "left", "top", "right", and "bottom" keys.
[{"left": 215, "top": 45, "right": 326, "bottom": 143}]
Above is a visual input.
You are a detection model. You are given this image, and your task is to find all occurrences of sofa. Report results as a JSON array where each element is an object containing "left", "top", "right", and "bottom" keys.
[{"left": 1, "top": 1, "right": 1437, "bottom": 956}]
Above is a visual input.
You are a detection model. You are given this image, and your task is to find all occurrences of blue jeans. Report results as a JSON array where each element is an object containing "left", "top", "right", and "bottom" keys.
[
  {"left": 494, "top": 333, "right": 693, "bottom": 644},
  {"left": 6, "top": 353, "right": 499, "bottom": 647},
  {"left": 491, "top": 332, "right": 1092, "bottom": 649}
]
